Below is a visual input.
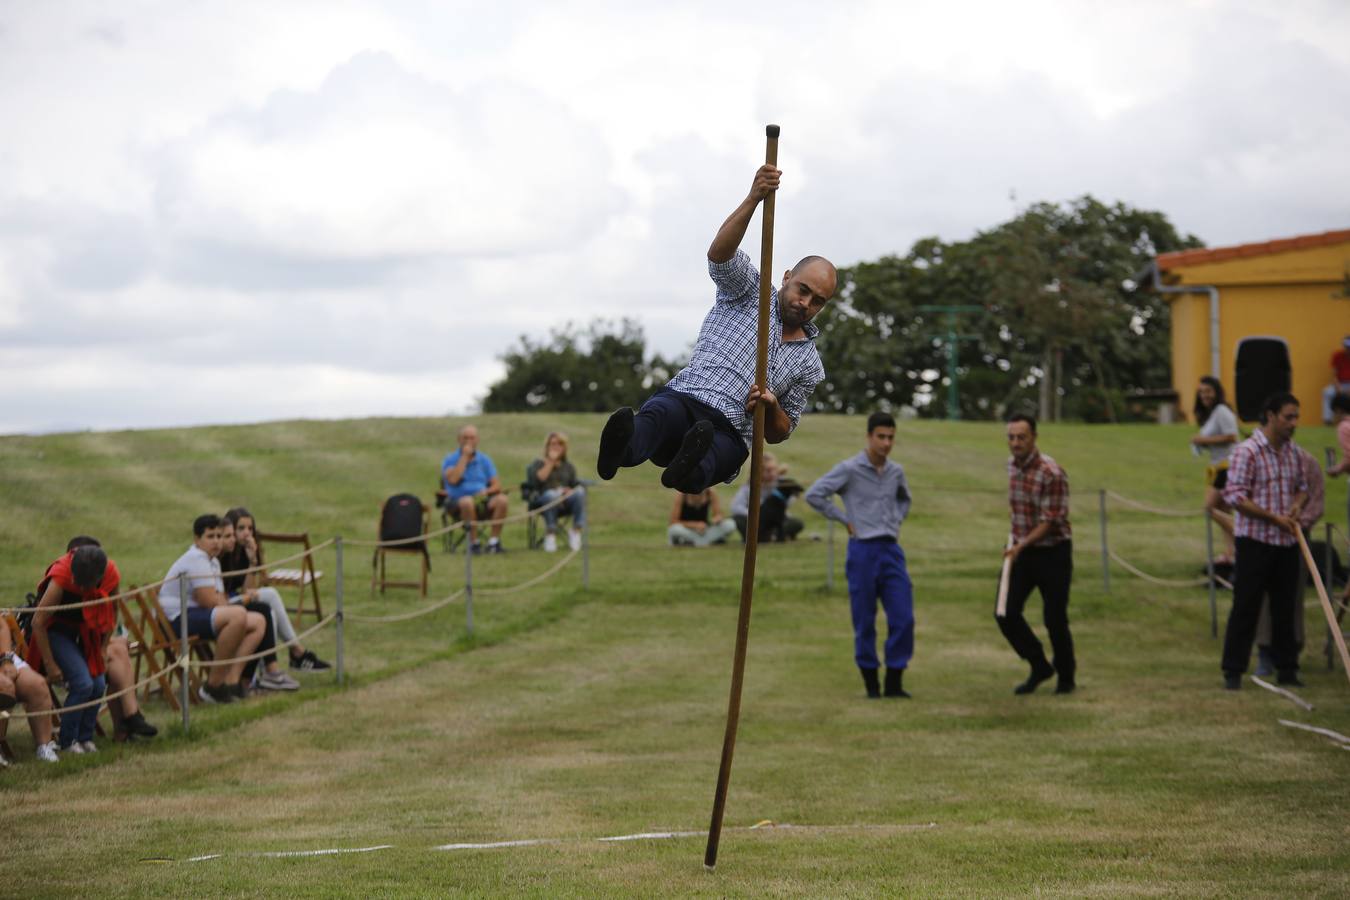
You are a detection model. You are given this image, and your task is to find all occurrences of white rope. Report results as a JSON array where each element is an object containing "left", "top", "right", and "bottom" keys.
[
  {"left": 1107, "top": 551, "right": 1209, "bottom": 587},
  {"left": 0, "top": 665, "right": 168, "bottom": 721},
  {"left": 1278, "top": 719, "right": 1350, "bottom": 746},
  {"left": 1104, "top": 490, "right": 1203, "bottom": 518},
  {"left": 190, "top": 614, "right": 336, "bottom": 668},
  {"left": 345, "top": 590, "right": 467, "bottom": 624},
  {"left": 476, "top": 548, "right": 579, "bottom": 596},
  {"left": 1250, "top": 675, "right": 1313, "bottom": 711}
]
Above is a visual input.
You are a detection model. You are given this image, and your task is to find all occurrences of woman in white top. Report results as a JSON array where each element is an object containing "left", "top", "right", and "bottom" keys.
[{"left": 1190, "top": 376, "right": 1239, "bottom": 563}]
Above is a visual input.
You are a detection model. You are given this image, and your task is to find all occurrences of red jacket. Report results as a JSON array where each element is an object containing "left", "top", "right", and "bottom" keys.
[{"left": 27, "top": 552, "right": 119, "bottom": 678}]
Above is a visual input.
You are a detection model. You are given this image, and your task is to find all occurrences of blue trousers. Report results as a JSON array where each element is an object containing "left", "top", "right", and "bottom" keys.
[
  {"left": 621, "top": 388, "right": 748, "bottom": 491},
  {"left": 845, "top": 539, "right": 914, "bottom": 670},
  {"left": 48, "top": 630, "right": 106, "bottom": 746}
]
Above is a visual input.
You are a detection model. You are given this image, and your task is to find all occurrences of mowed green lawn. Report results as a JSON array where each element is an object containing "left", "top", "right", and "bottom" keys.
[{"left": 1, "top": 414, "right": 1347, "bottom": 898}]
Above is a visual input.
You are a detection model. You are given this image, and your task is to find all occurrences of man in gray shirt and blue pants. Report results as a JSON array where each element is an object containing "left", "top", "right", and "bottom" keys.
[{"left": 805, "top": 412, "right": 915, "bottom": 699}]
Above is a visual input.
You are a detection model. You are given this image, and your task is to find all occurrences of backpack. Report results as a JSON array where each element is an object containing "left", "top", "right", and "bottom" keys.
[{"left": 377, "top": 493, "right": 431, "bottom": 569}]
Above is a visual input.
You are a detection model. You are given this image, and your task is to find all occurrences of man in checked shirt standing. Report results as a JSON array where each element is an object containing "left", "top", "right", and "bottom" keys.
[
  {"left": 1220, "top": 392, "right": 1308, "bottom": 690},
  {"left": 596, "top": 164, "right": 836, "bottom": 494},
  {"left": 999, "top": 414, "right": 1077, "bottom": 696}
]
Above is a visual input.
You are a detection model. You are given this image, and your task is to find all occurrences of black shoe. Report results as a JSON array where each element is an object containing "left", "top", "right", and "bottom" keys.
[
  {"left": 597, "top": 407, "right": 635, "bottom": 481},
  {"left": 197, "top": 682, "right": 236, "bottom": 705},
  {"left": 123, "top": 711, "right": 159, "bottom": 738},
  {"left": 661, "top": 420, "right": 714, "bottom": 491},
  {"left": 884, "top": 668, "right": 911, "bottom": 698},
  {"left": 1223, "top": 672, "right": 1242, "bottom": 691},
  {"left": 232, "top": 681, "right": 249, "bottom": 700},
  {"left": 290, "top": 650, "right": 332, "bottom": 671},
  {"left": 486, "top": 542, "right": 506, "bottom": 554},
  {"left": 859, "top": 667, "right": 881, "bottom": 699},
  {"left": 1054, "top": 681, "right": 1076, "bottom": 695},
  {"left": 1276, "top": 671, "right": 1305, "bottom": 688},
  {"left": 1014, "top": 661, "right": 1056, "bottom": 695}
]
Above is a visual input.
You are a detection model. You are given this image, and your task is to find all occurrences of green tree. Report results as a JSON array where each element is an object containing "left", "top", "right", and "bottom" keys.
[
  {"left": 811, "top": 196, "right": 1203, "bottom": 421},
  {"left": 481, "top": 319, "right": 681, "bottom": 413}
]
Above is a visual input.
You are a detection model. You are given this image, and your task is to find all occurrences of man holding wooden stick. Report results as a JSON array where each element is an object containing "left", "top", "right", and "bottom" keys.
[
  {"left": 1220, "top": 392, "right": 1308, "bottom": 690},
  {"left": 998, "top": 414, "right": 1076, "bottom": 696},
  {"left": 595, "top": 165, "right": 836, "bottom": 494}
]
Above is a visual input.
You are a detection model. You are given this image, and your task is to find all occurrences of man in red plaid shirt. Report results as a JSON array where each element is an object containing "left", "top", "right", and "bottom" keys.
[
  {"left": 1220, "top": 392, "right": 1308, "bottom": 690},
  {"left": 998, "top": 414, "right": 1076, "bottom": 695}
]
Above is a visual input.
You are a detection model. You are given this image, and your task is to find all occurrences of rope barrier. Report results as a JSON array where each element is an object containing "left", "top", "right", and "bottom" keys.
[
  {"left": 345, "top": 590, "right": 467, "bottom": 624},
  {"left": 1250, "top": 675, "right": 1313, "bottom": 711},
  {"left": 0, "top": 539, "right": 337, "bottom": 614},
  {"left": 190, "top": 614, "right": 337, "bottom": 668},
  {"left": 1106, "top": 551, "right": 1209, "bottom": 587},
  {"left": 1104, "top": 490, "right": 1203, "bottom": 518},
  {"left": 0, "top": 663, "right": 171, "bottom": 721},
  {"left": 477, "top": 548, "right": 579, "bottom": 596},
  {"left": 1278, "top": 718, "right": 1350, "bottom": 746}
]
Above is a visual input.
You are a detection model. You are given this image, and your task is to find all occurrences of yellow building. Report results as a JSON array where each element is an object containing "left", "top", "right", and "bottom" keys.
[{"left": 1154, "top": 228, "right": 1350, "bottom": 423}]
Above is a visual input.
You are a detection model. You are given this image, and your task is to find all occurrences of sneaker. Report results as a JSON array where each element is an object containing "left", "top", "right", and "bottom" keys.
[
  {"left": 290, "top": 650, "right": 331, "bottom": 671},
  {"left": 542, "top": 533, "right": 558, "bottom": 553},
  {"left": 258, "top": 670, "right": 301, "bottom": 691},
  {"left": 1223, "top": 672, "right": 1242, "bottom": 691},
  {"left": 79, "top": 740, "right": 97, "bottom": 753},
  {"left": 60, "top": 742, "right": 86, "bottom": 754},
  {"left": 1014, "top": 661, "right": 1056, "bottom": 695},
  {"left": 567, "top": 528, "right": 582, "bottom": 552},
  {"left": 197, "top": 682, "right": 236, "bottom": 705},
  {"left": 596, "top": 407, "right": 635, "bottom": 480},
  {"left": 123, "top": 711, "right": 159, "bottom": 739},
  {"left": 35, "top": 741, "right": 59, "bottom": 763},
  {"left": 1276, "top": 671, "right": 1306, "bottom": 688},
  {"left": 661, "top": 420, "right": 714, "bottom": 490},
  {"left": 0, "top": 750, "right": 10, "bottom": 768},
  {"left": 486, "top": 541, "right": 505, "bottom": 554}
]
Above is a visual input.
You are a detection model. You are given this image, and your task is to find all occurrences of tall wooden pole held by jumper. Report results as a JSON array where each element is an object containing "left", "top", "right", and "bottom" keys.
[{"left": 705, "top": 123, "right": 778, "bottom": 871}]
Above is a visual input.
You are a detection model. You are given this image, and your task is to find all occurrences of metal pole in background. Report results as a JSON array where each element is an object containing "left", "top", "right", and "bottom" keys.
[
  {"left": 335, "top": 536, "right": 345, "bottom": 686},
  {"left": 464, "top": 525, "right": 474, "bottom": 636},
  {"left": 1098, "top": 489, "right": 1110, "bottom": 594},
  {"left": 178, "top": 571, "right": 190, "bottom": 733},
  {"left": 1205, "top": 514, "right": 1217, "bottom": 638},
  {"left": 826, "top": 519, "right": 835, "bottom": 592},
  {"left": 582, "top": 489, "right": 590, "bottom": 591}
]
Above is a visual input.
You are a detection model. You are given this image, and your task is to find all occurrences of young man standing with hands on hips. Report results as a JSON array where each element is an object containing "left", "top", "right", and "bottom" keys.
[{"left": 806, "top": 412, "right": 915, "bottom": 699}]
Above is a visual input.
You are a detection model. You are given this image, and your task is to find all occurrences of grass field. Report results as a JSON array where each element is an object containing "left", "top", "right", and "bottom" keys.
[{"left": 1, "top": 413, "right": 1348, "bottom": 898}]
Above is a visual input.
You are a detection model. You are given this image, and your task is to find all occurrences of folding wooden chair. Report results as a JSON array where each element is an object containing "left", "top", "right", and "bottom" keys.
[
  {"left": 372, "top": 494, "right": 431, "bottom": 596},
  {"left": 124, "top": 585, "right": 205, "bottom": 710},
  {"left": 258, "top": 530, "right": 324, "bottom": 625}
]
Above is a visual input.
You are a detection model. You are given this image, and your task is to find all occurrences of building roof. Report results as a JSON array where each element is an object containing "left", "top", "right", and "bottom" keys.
[{"left": 1157, "top": 228, "right": 1350, "bottom": 270}]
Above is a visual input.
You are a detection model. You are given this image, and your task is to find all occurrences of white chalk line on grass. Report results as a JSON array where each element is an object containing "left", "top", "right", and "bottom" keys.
[
  {"left": 171, "top": 822, "right": 938, "bottom": 862},
  {"left": 1249, "top": 675, "right": 1314, "bottom": 711}
]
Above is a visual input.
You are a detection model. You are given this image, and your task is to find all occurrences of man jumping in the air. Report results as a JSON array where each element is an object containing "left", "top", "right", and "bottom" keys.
[{"left": 597, "top": 164, "right": 837, "bottom": 493}]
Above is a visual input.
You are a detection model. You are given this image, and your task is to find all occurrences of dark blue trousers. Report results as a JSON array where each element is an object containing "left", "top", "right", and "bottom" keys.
[
  {"left": 845, "top": 538, "right": 914, "bottom": 670},
  {"left": 620, "top": 388, "right": 748, "bottom": 491}
]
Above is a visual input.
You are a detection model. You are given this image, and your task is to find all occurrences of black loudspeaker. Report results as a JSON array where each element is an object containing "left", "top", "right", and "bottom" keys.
[{"left": 1234, "top": 336, "right": 1291, "bottom": 421}]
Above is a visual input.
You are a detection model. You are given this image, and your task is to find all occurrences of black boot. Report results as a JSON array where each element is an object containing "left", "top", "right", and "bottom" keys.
[
  {"left": 884, "top": 668, "right": 911, "bottom": 699},
  {"left": 1014, "top": 659, "right": 1056, "bottom": 695},
  {"left": 859, "top": 667, "right": 881, "bottom": 699}
]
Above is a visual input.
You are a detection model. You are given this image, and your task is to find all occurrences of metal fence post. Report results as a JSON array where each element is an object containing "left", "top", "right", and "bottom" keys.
[
  {"left": 1205, "top": 514, "right": 1217, "bottom": 638},
  {"left": 464, "top": 525, "right": 474, "bottom": 636},
  {"left": 582, "top": 488, "right": 590, "bottom": 590},
  {"left": 335, "top": 536, "right": 345, "bottom": 687},
  {"left": 826, "top": 519, "right": 835, "bottom": 592},
  {"left": 178, "top": 571, "right": 190, "bottom": 733},
  {"left": 1098, "top": 489, "right": 1110, "bottom": 594}
]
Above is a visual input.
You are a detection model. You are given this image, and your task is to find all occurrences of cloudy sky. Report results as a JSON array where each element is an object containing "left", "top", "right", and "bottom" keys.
[{"left": 2, "top": 0, "right": 1347, "bottom": 434}]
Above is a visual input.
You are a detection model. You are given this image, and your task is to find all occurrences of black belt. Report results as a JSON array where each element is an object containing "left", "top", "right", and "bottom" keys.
[{"left": 853, "top": 535, "right": 897, "bottom": 544}]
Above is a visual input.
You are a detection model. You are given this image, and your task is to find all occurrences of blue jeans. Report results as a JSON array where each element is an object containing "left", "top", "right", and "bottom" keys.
[
  {"left": 48, "top": 630, "right": 106, "bottom": 746},
  {"left": 536, "top": 487, "right": 586, "bottom": 532},
  {"left": 845, "top": 539, "right": 915, "bottom": 670}
]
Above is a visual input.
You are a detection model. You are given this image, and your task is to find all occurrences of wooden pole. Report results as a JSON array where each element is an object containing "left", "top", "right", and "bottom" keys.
[
  {"left": 705, "top": 123, "right": 778, "bottom": 871},
  {"left": 1298, "top": 527, "right": 1350, "bottom": 687},
  {"left": 995, "top": 536, "right": 1013, "bottom": 618}
]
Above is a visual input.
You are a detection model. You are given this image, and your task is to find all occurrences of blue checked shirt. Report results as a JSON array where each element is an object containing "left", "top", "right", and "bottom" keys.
[{"left": 665, "top": 250, "right": 825, "bottom": 448}]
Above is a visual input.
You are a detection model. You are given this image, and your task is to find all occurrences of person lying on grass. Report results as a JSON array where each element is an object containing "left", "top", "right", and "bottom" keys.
[{"left": 596, "top": 163, "right": 835, "bottom": 494}]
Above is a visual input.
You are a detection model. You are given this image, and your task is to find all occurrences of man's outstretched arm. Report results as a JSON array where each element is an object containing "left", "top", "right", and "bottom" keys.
[{"left": 708, "top": 165, "right": 780, "bottom": 263}]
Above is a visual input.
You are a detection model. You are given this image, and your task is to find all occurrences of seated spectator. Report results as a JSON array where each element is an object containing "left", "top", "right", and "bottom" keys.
[
  {"left": 668, "top": 489, "right": 737, "bottom": 546},
  {"left": 223, "top": 507, "right": 330, "bottom": 671},
  {"left": 525, "top": 431, "right": 586, "bottom": 553},
  {"left": 0, "top": 612, "right": 58, "bottom": 764},
  {"left": 62, "top": 536, "right": 157, "bottom": 741},
  {"left": 27, "top": 543, "right": 119, "bottom": 754},
  {"left": 731, "top": 453, "right": 804, "bottom": 542},
  {"left": 442, "top": 424, "right": 509, "bottom": 554},
  {"left": 216, "top": 514, "right": 301, "bottom": 691},
  {"left": 157, "top": 514, "right": 267, "bottom": 704}
]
